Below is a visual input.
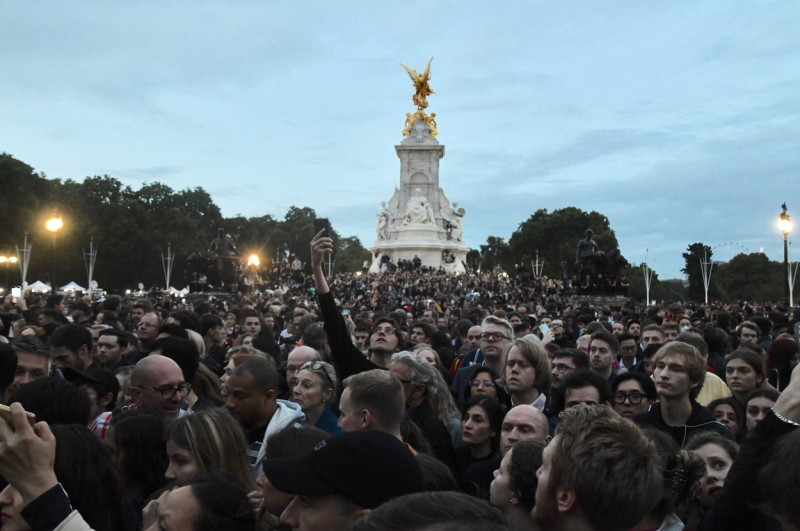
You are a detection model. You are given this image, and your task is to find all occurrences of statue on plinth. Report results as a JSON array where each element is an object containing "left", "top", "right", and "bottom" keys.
[
  {"left": 403, "top": 188, "right": 435, "bottom": 225},
  {"left": 441, "top": 201, "right": 465, "bottom": 242},
  {"left": 376, "top": 202, "right": 391, "bottom": 240},
  {"left": 400, "top": 57, "right": 433, "bottom": 110},
  {"left": 400, "top": 57, "right": 439, "bottom": 138}
]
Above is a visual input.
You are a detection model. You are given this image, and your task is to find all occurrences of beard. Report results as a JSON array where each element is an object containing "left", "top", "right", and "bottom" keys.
[{"left": 531, "top": 478, "right": 560, "bottom": 528}]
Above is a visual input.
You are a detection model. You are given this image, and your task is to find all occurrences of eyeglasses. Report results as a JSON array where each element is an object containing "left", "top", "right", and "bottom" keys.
[
  {"left": 299, "top": 361, "right": 334, "bottom": 387},
  {"left": 372, "top": 326, "right": 396, "bottom": 336},
  {"left": 614, "top": 392, "right": 647, "bottom": 405},
  {"left": 552, "top": 363, "right": 575, "bottom": 373},
  {"left": 620, "top": 345, "right": 637, "bottom": 352},
  {"left": 140, "top": 382, "right": 192, "bottom": 399},
  {"left": 480, "top": 332, "right": 510, "bottom": 342},
  {"left": 470, "top": 379, "right": 495, "bottom": 388}
]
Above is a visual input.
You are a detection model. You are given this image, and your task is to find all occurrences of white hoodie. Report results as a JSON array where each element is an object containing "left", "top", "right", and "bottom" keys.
[{"left": 254, "top": 399, "right": 305, "bottom": 476}]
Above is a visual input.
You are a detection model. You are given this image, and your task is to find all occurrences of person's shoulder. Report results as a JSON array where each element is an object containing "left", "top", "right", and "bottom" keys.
[
  {"left": 453, "top": 364, "right": 478, "bottom": 383},
  {"left": 633, "top": 404, "right": 660, "bottom": 425}
]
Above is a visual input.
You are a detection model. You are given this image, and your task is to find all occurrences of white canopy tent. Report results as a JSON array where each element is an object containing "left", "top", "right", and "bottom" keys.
[
  {"left": 27, "top": 280, "right": 52, "bottom": 292},
  {"left": 60, "top": 281, "right": 87, "bottom": 293}
]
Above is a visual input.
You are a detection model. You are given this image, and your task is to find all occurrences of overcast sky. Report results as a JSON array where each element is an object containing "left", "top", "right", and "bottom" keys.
[{"left": 3, "top": 1, "right": 799, "bottom": 279}]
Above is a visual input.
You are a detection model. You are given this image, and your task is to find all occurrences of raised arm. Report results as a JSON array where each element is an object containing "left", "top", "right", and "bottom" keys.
[
  {"left": 310, "top": 230, "right": 375, "bottom": 379},
  {"left": 310, "top": 229, "right": 332, "bottom": 296},
  {"left": 701, "top": 363, "right": 800, "bottom": 530}
]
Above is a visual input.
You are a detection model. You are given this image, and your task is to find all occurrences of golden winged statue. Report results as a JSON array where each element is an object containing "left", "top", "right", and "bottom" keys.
[{"left": 400, "top": 57, "right": 434, "bottom": 110}]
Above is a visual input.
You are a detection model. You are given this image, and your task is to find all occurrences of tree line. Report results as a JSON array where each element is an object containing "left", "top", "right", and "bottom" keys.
[
  {"left": 0, "top": 153, "right": 369, "bottom": 291},
  {"left": 1, "top": 153, "right": 788, "bottom": 302}
]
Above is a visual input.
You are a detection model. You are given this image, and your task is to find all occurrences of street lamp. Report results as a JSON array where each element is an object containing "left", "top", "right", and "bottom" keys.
[
  {"left": 247, "top": 254, "right": 260, "bottom": 267},
  {"left": 0, "top": 255, "right": 18, "bottom": 290},
  {"left": 46, "top": 212, "right": 63, "bottom": 290},
  {"left": 777, "top": 203, "right": 793, "bottom": 307}
]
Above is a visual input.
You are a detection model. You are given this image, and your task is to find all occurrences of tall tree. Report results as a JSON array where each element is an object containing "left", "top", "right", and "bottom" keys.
[
  {"left": 682, "top": 243, "right": 714, "bottom": 302},
  {"left": 715, "top": 253, "right": 783, "bottom": 302},
  {"left": 479, "top": 236, "right": 512, "bottom": 272},
  {"left": 335, "top": 236, "right": 371, "bottom": 273},
  {"left": 507, "top": 207, "right": 620, "bottom": 278}
]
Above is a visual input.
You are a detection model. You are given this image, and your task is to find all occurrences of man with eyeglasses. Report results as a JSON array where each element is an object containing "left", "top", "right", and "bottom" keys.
[
  {"left": 129, "top": 354, "right": 190, "bottom": 422},
  {"left": 617, "top": 332, "right": 639, "bottom": 369},
  {"left": 550, "top": 349, "right": 590, "bottom": 390},
  {"left": 549, "top": 319, "right": 576, "bottom": 349},
  {"left": 310, "top": 232, "right": 402, "bottom": 380},
  {"left": 611, "top": 372, "right": 656, "bottom": 419},
  {"left": 451, "top": 316, "right": 513, "bottom": 410},
  {"left": 283, "top": 345, "right": 322, "bottom": 398},
  {"left": 124, "top": 311, "right": 161, "bottom": 367}
]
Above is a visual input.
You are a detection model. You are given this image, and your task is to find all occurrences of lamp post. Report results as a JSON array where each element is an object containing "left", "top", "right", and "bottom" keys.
[
  {"left": 777, "top": 203, "right": 793, "bottom": 308},
  {"left": 46, "top": 213, "right": 63, "bottom": 290},
  {"left": 0, "top": 255, "right": 18, "bottom": 290}
]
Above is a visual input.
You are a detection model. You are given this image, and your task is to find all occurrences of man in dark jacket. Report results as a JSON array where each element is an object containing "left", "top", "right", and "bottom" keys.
[{"left": 634, "top": 341, "right": 732, "bottom": 448}]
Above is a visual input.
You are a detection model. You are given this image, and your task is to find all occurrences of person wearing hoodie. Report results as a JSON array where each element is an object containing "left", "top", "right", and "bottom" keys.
[
  {"left": 224, "top": 356, "right": 305, "bottom": 477},
  {"left": 634, "top": 341, "right": 732, "bottom": 448}
]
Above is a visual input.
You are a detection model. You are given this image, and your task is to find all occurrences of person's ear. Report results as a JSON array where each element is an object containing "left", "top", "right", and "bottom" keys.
[
  {"left": 346, "top": 507, "right": 370, "bottom": 525},
  {"left": 361, "top": 409, "right": 372, "bottom": 429},
  {"left": 264, "top": 389, "right": 277, "bottom": 403},
  {"left": 415, "top": 383, "right": 427, "bottom": 398},
  {"left": 130, "top": 386, "right": 142, "bottom": 405},
  {"left": 322, "top": 387, "right": 334, "bottom": 403},
  {"left": 79, "top": 344, "right": 90, "bottom": 364},
  {"left": 557, "top": 487, "right": 577, "bottom": 513}
]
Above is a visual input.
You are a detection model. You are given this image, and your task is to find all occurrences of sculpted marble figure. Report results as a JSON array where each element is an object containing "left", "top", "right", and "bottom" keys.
[
  {"left": 376, "top": 202, "right": 391, "bottom": 240},
  {"left": 440, "top": 202, "right": 465, "bottom": 242},
  {"left": 403, "top": 188, "right": 435, "bottom": 225}
]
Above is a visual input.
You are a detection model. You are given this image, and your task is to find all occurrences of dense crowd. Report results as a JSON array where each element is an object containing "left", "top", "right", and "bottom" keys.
[{"left": 0, "top": 231, "right": 799, "bottom": 530}]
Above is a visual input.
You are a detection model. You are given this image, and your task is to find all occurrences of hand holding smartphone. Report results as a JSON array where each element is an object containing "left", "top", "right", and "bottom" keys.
[
  {"left": 0, "top": 403, "right": 37, "bottom": 429},
  {"left": 314, "top": 218, "right": 332, "bottom": 237}
]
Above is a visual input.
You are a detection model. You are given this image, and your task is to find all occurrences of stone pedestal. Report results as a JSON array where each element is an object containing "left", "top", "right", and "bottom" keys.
[{"left": 369, "top": 119, "right": 469, "bottom": 273}]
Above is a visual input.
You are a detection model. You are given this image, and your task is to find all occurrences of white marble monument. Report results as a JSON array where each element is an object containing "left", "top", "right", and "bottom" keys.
[{"left": 369, "top": 58, "right": 469, "bottom": 273}]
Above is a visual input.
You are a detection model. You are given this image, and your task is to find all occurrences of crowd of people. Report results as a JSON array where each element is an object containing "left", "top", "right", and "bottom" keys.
[{"left": 1, "top": 230, "right": 799, "bottom": 530}]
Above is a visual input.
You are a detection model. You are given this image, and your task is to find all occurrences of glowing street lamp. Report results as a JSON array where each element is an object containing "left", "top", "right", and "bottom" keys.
[
  {"left": 778, "top": 203, "right": 793, "bottom": 307},
  {"left": 0, "top": 255, "right": 18, "bottom": 290},
  {"left": 46, "top": 212, "right": 64, "bottom": 289},
  {"left": 247, "top": 254, "right": 260, "bottom": 267}
]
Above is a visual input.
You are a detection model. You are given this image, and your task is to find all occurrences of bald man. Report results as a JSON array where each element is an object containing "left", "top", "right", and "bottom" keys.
[
  {"left": 499, "top": 404, "right": 551, "bottom": 455},
  {"left": 283, "top": 346, "right": 321, "bottom": 398},
  {"left": 462, "top": 405, "right": 551, "bottom": 497},
  {"left": 129, "top": 354, "right": 190, "bottom": 422}
]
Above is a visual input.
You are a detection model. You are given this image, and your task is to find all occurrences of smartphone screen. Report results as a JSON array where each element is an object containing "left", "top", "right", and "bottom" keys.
[{"left": 314, "top": 218, "right": 332, "bottom": 236}]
